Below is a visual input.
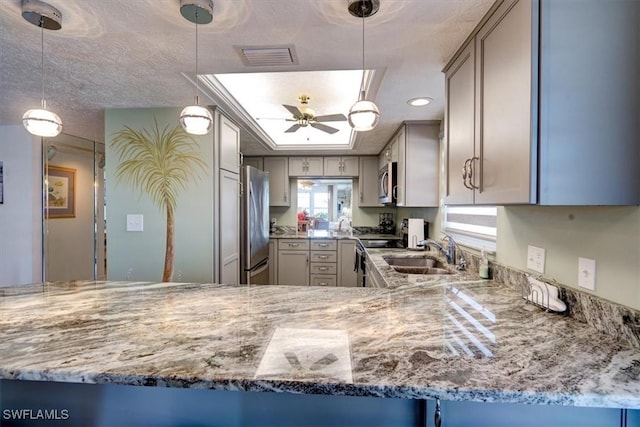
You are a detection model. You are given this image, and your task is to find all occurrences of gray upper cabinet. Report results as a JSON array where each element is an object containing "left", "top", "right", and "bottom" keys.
[
  {"left": 444, "top": 0, "right": 640, "bottom": 206},
  {"left": 263, "top": 157, "right": 290, "bottom": 207},
  {"left": 289, "top": 157, "right": 323, "bottom": 177},
  {"left": 324, "top": 157, "right": 359, "bottom": 177},
  {"left": 395, "top": 122, "right": 440, "bottom": 207},
  {"left": 358, "top": 156, "right": 381, "bottom": 207},
  {"left": 218, "top": 114, "right": 241, "bottom": 174},
  {"left": 243, "top": 157, "right": 263, "bottom": 171}
]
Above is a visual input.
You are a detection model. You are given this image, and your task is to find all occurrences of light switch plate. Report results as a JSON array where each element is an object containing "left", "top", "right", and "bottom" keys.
[
  {"left": 578, "top": 257, "right": 596, "bottom": 291},
  {"left": 126, "top": 214, "right": 144, "bottom": 232},
  {"left": 526, "top": 245, "right": 545, "bottom": 274}
]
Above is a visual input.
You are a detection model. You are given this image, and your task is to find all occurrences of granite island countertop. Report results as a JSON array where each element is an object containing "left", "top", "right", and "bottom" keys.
[{"left": 1, "top": 274, "right": 639, "bottom": 409}]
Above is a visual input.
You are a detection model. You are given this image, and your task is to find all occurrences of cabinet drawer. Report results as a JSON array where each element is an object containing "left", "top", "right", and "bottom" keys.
[
  {"left": 310, "top": 275, "right": 337, "bottom": 287},
  {"left": 310, "top": 251, "right": 337, "bottom": 263},
  {"left": 278, "top": 239, "right": 309, "bottom": 251},
  {"left": 310, "top": 240, "right": 337, "bottom": 251},
  {"left": 310, "top": 263, "right": 337, "bottom": 275}
]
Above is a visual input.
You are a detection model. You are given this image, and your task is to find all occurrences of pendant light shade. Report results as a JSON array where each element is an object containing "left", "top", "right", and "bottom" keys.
[
  {"left": 179, "top": 104, "right": 213, "bottom": 136},
  {"left": 348, "top": 91, "right": 380, "bottom": 132},
  {"left": 348, "top": 0, "right": 380, "bottom": 132},
  {"left": 180, "top": 0, "right": 213, "bottom": 135},
  {"left": 22, "top": 107, "right": 63, "bottom": 137},
  {"left": 21, "top": 0, "right": 63, "bottom": 138}
]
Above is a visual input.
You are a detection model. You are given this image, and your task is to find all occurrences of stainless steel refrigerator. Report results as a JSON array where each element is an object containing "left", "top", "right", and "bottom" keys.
[{"left": 241, "top": 165, "right": 270, "bottom": 285}]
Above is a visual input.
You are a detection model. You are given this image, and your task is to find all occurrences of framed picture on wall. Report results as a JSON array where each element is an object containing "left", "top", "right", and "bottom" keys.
[{"left": 46, "top": 165, "right": 76, "bottom": 218}]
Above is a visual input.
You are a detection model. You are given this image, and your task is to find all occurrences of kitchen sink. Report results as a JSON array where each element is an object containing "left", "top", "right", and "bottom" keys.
[{"left": 382, "top": 255, "right": 453, "bottom": 275}]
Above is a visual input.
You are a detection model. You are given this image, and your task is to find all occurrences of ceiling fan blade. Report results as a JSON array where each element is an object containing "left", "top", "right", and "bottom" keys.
[
  {"left": 310, "top": 122, "right": 339, "bottom": 134},
  {"left": 314, "top": 113, "right": 347, "bottom": 122},
  {"left": 283, "top": 104, "right": 303, "bottom": 118},
  {"left": 285, "top": 124, "right": 302, "bottom": 133}
]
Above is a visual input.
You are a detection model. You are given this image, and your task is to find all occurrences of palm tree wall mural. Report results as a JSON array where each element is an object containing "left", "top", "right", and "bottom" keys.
[{"left": 111, "top": 118, "right": 206, "bottom": 282}]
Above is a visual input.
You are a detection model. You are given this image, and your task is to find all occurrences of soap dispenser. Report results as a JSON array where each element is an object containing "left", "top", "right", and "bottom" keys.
[{"left": 479, "top": 249, "right": 491, "bottom": 279}]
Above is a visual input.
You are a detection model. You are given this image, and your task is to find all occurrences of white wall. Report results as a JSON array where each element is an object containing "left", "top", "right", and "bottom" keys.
[{"left": 0, "top": 126, "right": 42, "bottom": 286}]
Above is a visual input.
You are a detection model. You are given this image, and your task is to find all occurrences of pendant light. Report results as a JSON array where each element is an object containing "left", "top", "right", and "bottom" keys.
[
  {"left": 347, "top": 0, "right": 380, "bottom": 132},
  {"left": 21, "top": 0, "right": 63, "bottom": 138},
  {"left": 179, "top": 0, "right": 214, "bottom": 136}
]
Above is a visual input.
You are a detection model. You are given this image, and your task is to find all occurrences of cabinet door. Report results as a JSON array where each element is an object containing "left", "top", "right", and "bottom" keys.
[
  {"left": 445, "top": 42, "right": 476, "bottom": 205},
  {"left": 263, "top": 157, "right": 290, "bottom": 206},
  {"left": 305, "top": 157, "right": 324, "bottom": 176},
  {"left": 219, "top": 114, "right": 240, "bottom": 174},
  {"left": 243, "top": 157, "right": 263, "bottom": 171},
  {"left": 269, "top": 240, "right": 277, "bottom": 285},
  {"left": 337, "top": 240, "right": 357, "bottom": 287},
  {"left": 404, "top": 124, "right": 439, "bottom": 207},
  {"left": 288, "top": 157, "right": 307, "bottom": 176},
  {"left": 395, "top": 127, "right": 407, "bottom": 206},
  {"left": 323, "top": 157, "right": 342, "bottom": 176},
  {"left": 475, "top": 0, "right": 535, "bottom": 204},
  {"left": 277, "top": 250, "right": 309, "bottom": 286},
  {"left": 341, "top": 157, "right": 359, "bottom": 177},
  {"left": 219, "top": 169, "right": 240, "bottom": 285},
  {"left": 358, "top": 156, "right": 380, "bottom": 207}
]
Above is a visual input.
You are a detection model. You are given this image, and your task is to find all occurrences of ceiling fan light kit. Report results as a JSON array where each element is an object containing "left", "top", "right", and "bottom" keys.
[
  {"left": 348, "top": 0, "right": 380, "bottom": 132},
  {"left": 179, "top": 0, "right": 214, "bottom": 135},
  {"left": 21, "top": 0, "right": 63, "bottom": 138}
]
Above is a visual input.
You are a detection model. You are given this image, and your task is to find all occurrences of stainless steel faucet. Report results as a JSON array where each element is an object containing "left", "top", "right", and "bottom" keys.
[{"left": 418, "top": 233, "right": 457, "bottom": 265}]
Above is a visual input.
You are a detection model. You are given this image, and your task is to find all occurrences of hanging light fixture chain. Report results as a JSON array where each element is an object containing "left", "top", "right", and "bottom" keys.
[{"left": 360, "top": 1, "right": 366, "bottom": 96}]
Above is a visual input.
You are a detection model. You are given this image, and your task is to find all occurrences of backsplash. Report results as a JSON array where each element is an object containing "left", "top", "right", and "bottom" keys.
[{"left": 459, "top": 248, "right": 640, "bottom": 349}]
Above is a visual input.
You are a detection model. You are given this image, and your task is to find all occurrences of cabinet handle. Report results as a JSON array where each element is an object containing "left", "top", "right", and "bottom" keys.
[
  {"left": 289, "top": 243, "right": 299, "bottom": 247},
  {"left": 318, "top": 255, "right": 329, "bottom": 259},
  {"left": 360, "top": 192, "right": 363, "bottom": 203},
  {"left": 434, "top": 398, "right": 441, "bottom": 427},
  {"left": 319, "top": 282, "right": 328, "bottom": 286},
  {"left": 284, "top": 192, "right": 287, "bottom": 202},
  {"left": 468, "top": 156, "right": 479, "bottom": 190},
  {"left": 318, "top": 243, "right": 329, "bottom": 247},
  {"left": 239, "top": 151, "right": 244, "bottom": 167},
  {"left": 462, "top": 158, "right": 473, "bottom": 190},
  {"left": 318, "top": 267, "right": 329, "bottom": 271}
]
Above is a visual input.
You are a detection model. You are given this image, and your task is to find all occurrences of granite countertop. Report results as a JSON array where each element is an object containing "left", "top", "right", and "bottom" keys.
[
  {"left": 269, "top": 230, "right": 402, "bottom": 240},
  {"left": 1, "top": 269, "right": 639, "bottom": 408}
]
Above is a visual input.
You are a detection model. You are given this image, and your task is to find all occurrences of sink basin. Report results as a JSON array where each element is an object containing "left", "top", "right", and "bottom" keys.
[{"left": 382, "top": 256, "right": 453, "bottom": 275}]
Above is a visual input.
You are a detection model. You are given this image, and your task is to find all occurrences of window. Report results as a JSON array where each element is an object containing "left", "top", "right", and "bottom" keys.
[
  {"left": 297, "top": 179, "right": 352, "bottom": 230},
  {"left": 443, "top": 206, "right": 497, "bottom": 251}
]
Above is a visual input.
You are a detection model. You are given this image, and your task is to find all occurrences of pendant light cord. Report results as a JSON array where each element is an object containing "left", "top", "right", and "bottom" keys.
[
  {"left": 359, "top": 1, "right": 366, "bottom": 99},
  {"left": 194, "top": 9, "right": 199, "bottom": 105},
  {"left": 40, "top": 17, "right": 45, "bottom": 109}
]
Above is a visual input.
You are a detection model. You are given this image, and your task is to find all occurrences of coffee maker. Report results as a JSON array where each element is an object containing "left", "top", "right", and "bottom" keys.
[{"left": 379, "top": 213, "right": 395, "bottom": 235}]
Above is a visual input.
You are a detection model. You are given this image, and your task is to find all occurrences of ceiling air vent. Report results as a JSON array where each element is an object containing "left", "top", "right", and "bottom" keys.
[{"left": 236, "top": 45, "right": 298, "bottom": 67}]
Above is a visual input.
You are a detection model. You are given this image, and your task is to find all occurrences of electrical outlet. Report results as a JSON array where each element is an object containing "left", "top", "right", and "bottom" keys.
[
  {"left": 526, "top": 245, "right": 545, "bottom": 273},
  {"left": 578, "top": 257, "right": 596, "bottom": 291},
  {"left": 126, "top": 214, "right": 144, "bottom": 232}
]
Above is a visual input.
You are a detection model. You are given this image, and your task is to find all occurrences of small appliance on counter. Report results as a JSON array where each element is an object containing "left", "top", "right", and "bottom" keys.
[
  {"left": 400, "top": 218, "right": 429, "bottom": 249},
  {"left": 378, "top": 213, "right": 395, "bottom": 234}
]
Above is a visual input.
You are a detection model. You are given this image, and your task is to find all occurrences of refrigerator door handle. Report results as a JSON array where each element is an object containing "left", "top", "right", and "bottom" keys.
[{"left": 247, "top": 257, "right": 269, "bottom": 275}]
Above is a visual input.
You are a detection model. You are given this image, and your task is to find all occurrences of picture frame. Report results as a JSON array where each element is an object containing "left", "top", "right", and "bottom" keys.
[{"left": 46, "top": 165, "right": 76, "bottom": 218}]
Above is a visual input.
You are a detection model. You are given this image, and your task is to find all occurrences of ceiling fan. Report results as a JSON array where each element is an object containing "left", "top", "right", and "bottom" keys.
[{"left": 269, "top": 95, "right": 347, "bottom": 135}]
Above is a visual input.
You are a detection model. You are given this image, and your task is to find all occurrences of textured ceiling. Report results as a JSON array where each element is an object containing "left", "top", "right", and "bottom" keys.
[{"left": 0, "top": 0, "right": 494, "bottom": 156}]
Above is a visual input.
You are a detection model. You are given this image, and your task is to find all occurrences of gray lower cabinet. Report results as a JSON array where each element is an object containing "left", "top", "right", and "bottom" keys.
[
  {"left": 337, "top": 240, "right": 357, "bottom": 287},
  {"left": 425, "top": 399, "right": 625, "bottom": 427},
  {"left": 277, "top": 239, "right": 309, "bottom": 286},
  {"left": 269, "top": 240, "right": 277, "bottom": 285},
  {"left": 310, "top": 240, "right": 337, "bottom": 287}
]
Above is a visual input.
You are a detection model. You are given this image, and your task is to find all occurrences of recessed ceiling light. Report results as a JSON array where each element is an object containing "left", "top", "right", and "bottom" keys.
[{"left": 407, "top": 97, "right": 432, "bottom": 107}]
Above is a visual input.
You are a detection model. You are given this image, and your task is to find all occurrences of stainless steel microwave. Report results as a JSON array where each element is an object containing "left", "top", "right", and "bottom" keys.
[{"left": 378, "top": 161, "right": 397, "bottom": 205}]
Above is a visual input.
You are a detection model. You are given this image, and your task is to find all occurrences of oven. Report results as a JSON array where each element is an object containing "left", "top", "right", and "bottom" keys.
[
  {"left": 354, "top": 240, "right": 367, "bottom": 287},
  {"left": 378, "top": 161, "right": 397, "bottom": 205}
]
